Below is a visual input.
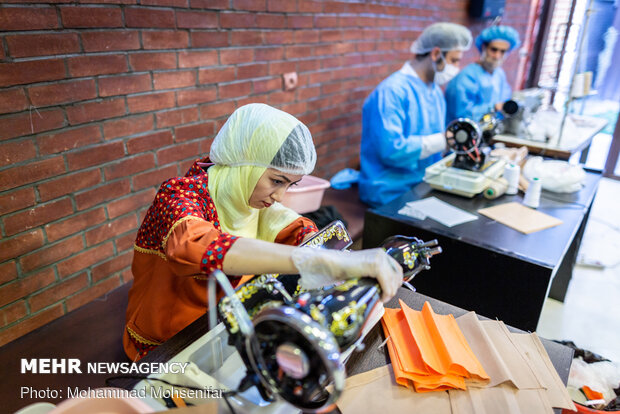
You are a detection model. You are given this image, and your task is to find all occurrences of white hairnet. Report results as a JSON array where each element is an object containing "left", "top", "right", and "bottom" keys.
[
  {"left": 410, "top": 22, "right": 473, "bottom": 54},
  {"left": 210, "top": 103, "right": 316, "bottom": 175}
]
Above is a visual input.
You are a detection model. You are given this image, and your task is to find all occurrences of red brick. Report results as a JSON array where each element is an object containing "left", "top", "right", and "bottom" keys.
[
  {"left": 237, "top": 63, "right": 268, "bottom": 80},
  {"left": 269, "top": 0, "right": 296, "bottom": 11},
  {"left": 298, "top": 0, "right": 322, "bottom": 12},
  {"left": 255, "top": 47, "right": 284, "bottom": 61},
  {"left": 199, "top": 101, "right": 236, "bottom": 120},
  {"left": 0, "top": 59, "right": 65, "bottom": 88},
  {"left": 65, "top": 276, "right": 121, "bottom": 313},
  {"left": 127, "top": 91, "right": 175, "bottom": 113},
  {"left": 230, "top": 30, "right": 264, "bottom": 46},
  {"left": 178, "top": 50, "right": 218, "bottom": 68},
  {"left": 269, "top": 61, "right": 297, "bottom": 75},
  {"left": 154, "top": 71, "right": 196, "bottom": 90},
  {"left": 107, "top": 188, "right": 155, "bottom": 219},
  {"left": 129, "top": 52, "right": 177, "bottom": 71},
  {"left": 29, "top": 273, "right": 89, "bottom": 312},
  {"left": 175, "top": 122, "right": 214, "bottom": 142},
  {"left": 319, "top": 30, "right": 342, "bottom": 43},
  {"left": 0, "top": 109, "right": 67, "bottom": 143},
  {"left": 99, "top": 73, "right": 152, "bottom": 98},
  {"left": 280, "top": 101, "right": 307, "bottom": 116},
  {"left": 1, "top": 300, "right": 27, "bottom": 328},
  {"left": 85, "top": 215, "right": 138, "bottom": 248},
  {"left": 156, "top": 108, "right": 198, "bottom": 129},
  {"left": 28, "top": 79, "right": 97, "bottom": 107},
  {"left": 91, "top": 252, "right": 132, "bottom": 283},
  {"left": 37, "top": 170, "right": 102, "bottom": 202},
  {"left": 0, "top": 268, "right": 56, "bottom": 308},
  {"left": 45, "top": 208, "right": 106, "bottom": 243},
  {"left": 219, "top": 81, "right": 252, "bottom": 99},
  {"left": 75, "top": 179, "right": 130, "bottom": 211},
  {"left": 0, "top": 188, "right": 35, "bottom": 216},
  {"left": 285, "top": 45, "right": 314, "bottom": 59},
  {"left": 0, "top": 156, "right": 65, "bottom": 192},
  {"left": 221, "top": 12, "right": 256, "bottom": 28},
  {"left": 66, "top": 98, "right": 126, "bottom": 125},
  {"left": 198, "top": 67, "right": 236, "bottom": 84},
  {"left": 288, "top": 15, "right": 313, "bottom": 28},
  {"left": 256, "top": 13, "right": 285, "bottom": 28},
  {"left": 0, "top": 88, "right": 28, "bottom": 115},
  {"left": 66, "top": 141, "right": 124, "bottom": 172},
  {"left": 0, "top": 140, "right": 36, "bottom": 167},
  {"left": 121, "top": 268, "right": 134, "bottom": 283},
  {"left": 143, "top": 30, "right": 189, "bottom": 49},
  {"left": 61, "top": 6, "right": 122, "bottom": 28},
  {"left": 233, "top": 0, "right": 266, "bottom": 11},
  {"left": 142, "top": 0, "right": 188, "bottom": 5},
  {"left": 103, "top": 114, "right": 154, "bottom": 140},
  {"left": 4, "top": 198, "right": 73, "bottom": 237},
  {"left": 125, "top": 7, "right": 175, "bottom": 28},
  {"left": 20, "top": 236, "right": 83, "bottom": 275},
  {"left": 264, "top": 30, "right": 294, "bottom": 45},
  {"left": 156, "top": 142, "right": 201, "bottom": 166},
  {"left": 38, "top": 126, "right": 101, "bottom": 157},
  {"left": 189, "top": 0, "right": 229, "bottom": 8},
  {"left": 0, "top": 7, "right": 58, "bottom": 31},
  {"left": 0, "top": 261, "right": 18, "bottom": 285},
  {"left": 177, "top": 87, "right": 216, "bottom": 106},
  {"left": 266, "top": 90, "right": 290, "bottom": 105},
  {"left": 6, "top": 33, "right": 79, "bottom": 58},
  {"left": 68, "top": 54, "right": 128, "bottom": 77},
  {"left": 294, "top": 29, "right": 319, "bottom": 43},
  {"left": 127, "top": 130, "right": 173, "bottom": 154},
  {"left": 0, "top": 230, "right": 44, "bottom": 263},
  {"left": 132, "top": 164, "right": 178, "bottom": 190},
  {"left": 57, "top": 243, "right": 114, "bottom": 279},
  {"left": 176, "top": 10, "right": 218, "bottom": 28},
  {"left": 220, "top": 48, "right": 254, "bottom": 65},
  {"left": 0, "top": 304, "right": 64, "bottom": 347},
  {"left": 191, "top": 31, "right": 229, "bottom": 48},
  {"left": 254, "top": 77, "right": 282, "bottom": 94},
  {"left": 115, "top": 232, "right": 138, "bottom": 252},
  {"left": 81, "top": 30, "right": 140, "bottom": 52},
  {"left": 104, "top": 153, "right": 156, "bottom": 180}
]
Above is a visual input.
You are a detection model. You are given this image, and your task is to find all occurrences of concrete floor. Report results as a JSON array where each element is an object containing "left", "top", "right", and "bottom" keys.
[{"left": 537, "top": 176, "right": 620, "bottom": 363}]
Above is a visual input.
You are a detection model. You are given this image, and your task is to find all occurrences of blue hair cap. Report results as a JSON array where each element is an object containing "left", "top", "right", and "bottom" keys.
[{"left": 475, "top": 25, "right": 521, "bottom": 52}]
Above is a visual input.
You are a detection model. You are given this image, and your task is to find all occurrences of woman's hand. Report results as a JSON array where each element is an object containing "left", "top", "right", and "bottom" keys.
[{"left": 291, "top": 247, "right": 403, "bottom": 302}]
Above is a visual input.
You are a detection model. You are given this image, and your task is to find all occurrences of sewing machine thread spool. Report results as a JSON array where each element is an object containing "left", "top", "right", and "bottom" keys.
[
  {"left": 484, "top": 177, "right": 508, "bottom": 200},
  {"left": 504, "top": 163, "right": 520, "bottom": 195},
  {"left": 523, "top": 177, "right": 542, "bottom": 209}
]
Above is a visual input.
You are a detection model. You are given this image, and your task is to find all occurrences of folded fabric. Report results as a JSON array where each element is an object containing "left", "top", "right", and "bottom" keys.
[{"left": 380, "top": 300, "right": 489, "bottom": 392}]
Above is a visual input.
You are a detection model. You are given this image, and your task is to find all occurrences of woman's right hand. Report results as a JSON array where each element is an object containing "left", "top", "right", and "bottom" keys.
[{"left": 291, "top": 247, "right": 404, "bottom": 302}]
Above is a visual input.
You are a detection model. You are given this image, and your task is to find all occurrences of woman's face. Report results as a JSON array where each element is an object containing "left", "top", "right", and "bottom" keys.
[{"left": 249, "top": 168, "right": 303, "bottom": 209}]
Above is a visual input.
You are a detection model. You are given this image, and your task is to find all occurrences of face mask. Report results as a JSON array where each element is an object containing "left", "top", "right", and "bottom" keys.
[{"left": 433, "top": 54, "right": 459, "bottom": 86}]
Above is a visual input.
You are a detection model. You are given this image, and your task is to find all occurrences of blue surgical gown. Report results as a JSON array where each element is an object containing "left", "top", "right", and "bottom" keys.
[
  {"left": 359, "top": 69, "right": 446, "bottom": 207},
  {"left": 445, "top": 63, "right": 511, "bottom": 124}
]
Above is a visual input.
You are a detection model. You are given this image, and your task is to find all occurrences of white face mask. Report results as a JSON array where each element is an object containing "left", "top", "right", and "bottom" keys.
[{"left": 433, "top": 54, "right": 459, "bottom": 86}]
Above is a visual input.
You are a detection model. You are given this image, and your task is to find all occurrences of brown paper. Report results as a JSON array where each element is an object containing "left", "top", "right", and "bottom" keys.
[{"left": 477, "top": 202, "right": 563, "bottom": 234}]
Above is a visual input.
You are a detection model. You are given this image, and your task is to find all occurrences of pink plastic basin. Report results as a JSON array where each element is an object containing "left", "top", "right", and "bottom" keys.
[{"left": 281, "top": 175, "right": 331, "bottom": 214}]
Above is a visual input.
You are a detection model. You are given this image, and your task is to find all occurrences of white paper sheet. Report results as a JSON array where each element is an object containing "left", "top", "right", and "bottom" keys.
[{"left": 398, "top": 197, "right": 478, "bottom": 227}]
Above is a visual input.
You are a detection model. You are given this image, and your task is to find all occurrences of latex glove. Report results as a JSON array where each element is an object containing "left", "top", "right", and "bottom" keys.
[
  {"left": 291, "top": 247, "right": 403, "bottom": 302},
  {"left": 420, "top": 132, "right": 447, "bottom": 159}
]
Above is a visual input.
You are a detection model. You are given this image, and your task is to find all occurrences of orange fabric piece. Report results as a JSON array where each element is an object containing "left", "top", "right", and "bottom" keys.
[
  {"left": 582, "top": 386, "right": 604, "bottom": 401},
  {"left": 380, "top": 300, "right": 489, "bottom": 393},
  {"left": 123, "top": 216, "right": 315, "bottom": 361}
]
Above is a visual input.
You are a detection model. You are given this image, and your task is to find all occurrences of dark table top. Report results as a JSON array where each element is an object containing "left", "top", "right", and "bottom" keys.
[{"left": 370, "top": 171, "right": 601, "bottom": 269}]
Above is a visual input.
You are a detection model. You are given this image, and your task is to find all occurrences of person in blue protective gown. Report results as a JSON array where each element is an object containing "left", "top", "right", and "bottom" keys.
[
  {"left": 445, "top": 25, "right": 521, "bottom": 124},
  {"left": 359, "top": 23, "right": 473, "bottom": 207}
]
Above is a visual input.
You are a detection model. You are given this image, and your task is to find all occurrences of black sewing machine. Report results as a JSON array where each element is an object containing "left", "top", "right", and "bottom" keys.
[{"left": 215, "top": 221, "right": 441, "bottom": 411}]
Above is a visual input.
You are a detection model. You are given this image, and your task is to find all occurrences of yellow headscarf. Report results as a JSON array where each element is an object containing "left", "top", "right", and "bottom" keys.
[{"left": 207, "top": 104, "right": 316, "bottom": 242}]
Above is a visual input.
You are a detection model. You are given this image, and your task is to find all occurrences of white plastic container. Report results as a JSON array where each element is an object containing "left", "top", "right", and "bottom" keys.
[{"left": 281, "top": 175, "right": 331, "bottom": 214}]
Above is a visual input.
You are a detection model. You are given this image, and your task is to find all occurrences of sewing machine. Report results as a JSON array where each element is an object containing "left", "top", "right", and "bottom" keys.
[
  {"left": 423, "top": 102, "right": 519, "bottom": 197},
  {"left": 501, "top": 88, "right": 545, "bottom": 139},
  {"left": 131, "top": 221, "right": 441, "bottom": 413}
]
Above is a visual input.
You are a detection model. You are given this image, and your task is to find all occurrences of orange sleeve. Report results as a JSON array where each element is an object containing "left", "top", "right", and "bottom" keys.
[
  {"left": 274, "top": 216, "right": 318, "bottom": 246},
  {"left": 165, "top": 218, "right": 239, "bottom": 276}
]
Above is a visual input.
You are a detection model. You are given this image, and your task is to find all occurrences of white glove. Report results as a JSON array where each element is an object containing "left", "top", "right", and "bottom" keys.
[
  {"left": 420, "top": 132, "right": 446, "bottom": 159},
  {"left": 291, "top": 247, "right": 403, "bottom": 302}
]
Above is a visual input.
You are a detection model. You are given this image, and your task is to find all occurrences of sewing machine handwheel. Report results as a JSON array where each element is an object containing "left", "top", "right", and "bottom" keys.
[{"left": 248, "top": 306, "right": 345, "bottom": 412}]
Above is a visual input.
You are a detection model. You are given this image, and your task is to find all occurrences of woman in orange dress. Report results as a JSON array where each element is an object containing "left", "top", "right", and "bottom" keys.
[{"left": 123, "top": 103, "right": 402, "bottom": 361}]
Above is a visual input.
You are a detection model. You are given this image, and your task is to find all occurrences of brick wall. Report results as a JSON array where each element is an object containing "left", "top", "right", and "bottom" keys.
[{"left": 0, "top": 0, "right": 533, "bottom": 346}]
